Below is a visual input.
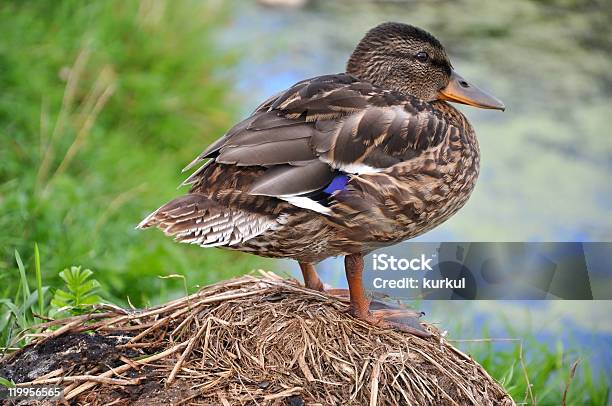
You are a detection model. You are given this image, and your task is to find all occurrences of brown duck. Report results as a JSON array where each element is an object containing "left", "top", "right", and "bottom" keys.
[{"left": 138, "top": 22, "right": 504, "bottom": 336}]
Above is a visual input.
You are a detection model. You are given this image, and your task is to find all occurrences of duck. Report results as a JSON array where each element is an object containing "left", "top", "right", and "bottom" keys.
[{"left": 138, "top": 22, "right": 504, "bottom": 337}]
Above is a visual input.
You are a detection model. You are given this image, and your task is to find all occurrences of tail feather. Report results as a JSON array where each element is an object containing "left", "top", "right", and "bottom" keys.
[{"left": 137, "top": 194, "right": 276, "bottom": 247}]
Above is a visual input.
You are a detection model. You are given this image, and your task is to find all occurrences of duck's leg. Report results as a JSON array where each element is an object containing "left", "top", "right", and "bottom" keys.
[
  {"left": 344, "top": 253, "right": 431, "bottom": 337},
  {"left": 299, "top": 262, "right": 325, "bottom": 292},
  {"left": 298, "top": 262, "right": 351, "bottom": 296}
]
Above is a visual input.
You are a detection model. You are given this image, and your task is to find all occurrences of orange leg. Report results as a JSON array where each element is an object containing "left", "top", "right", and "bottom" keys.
[
  {"left": 344, "top": 253, "right": 431, "bottom": 337},
  {"left": 299, "top": 262, "right": 325, "bottom": 292},
  {"left": 344, "top": 254, "right": 370, "bottom": 319}
]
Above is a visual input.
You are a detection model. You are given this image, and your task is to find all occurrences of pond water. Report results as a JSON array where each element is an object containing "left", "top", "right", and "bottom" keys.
[{"left": 219, "top": 0, "right": 612, "bottom": 387}]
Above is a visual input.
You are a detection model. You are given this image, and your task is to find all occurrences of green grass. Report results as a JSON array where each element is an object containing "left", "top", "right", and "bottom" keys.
[
  {"left": 0, "top": 0, "right": 270, "bottom": 307},
  {"left": 1, "top": 249, "right": 48, "bottom": 348},
  {"left": 0, "top": 247, "right": 111, "bottom": 352},
  {"left": 460, "top": 336, "right": 610, "bottom": 406}
]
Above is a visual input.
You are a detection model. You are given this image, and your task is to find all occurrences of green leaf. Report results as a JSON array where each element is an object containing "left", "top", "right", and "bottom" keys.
[
  {"left": 0, "top": 376, "right": 15, "bottom": 388},
  {"left": 0, "top": 310, "right": 12, "bottom": 336},
  {"left": 34, "top": 243, "right": 44, "bottom": 317},
  {"left": 14, "top": 250, "right": 30, "bottom": 306},
  {"left": 51, "top": 266, "right": 103, "bottom": 315},
  {"left": 24, "top": 288, "right": 49, "bottom": 313},
  {"left": 0, "top": 299, "right": 26, "bottom": 331}
]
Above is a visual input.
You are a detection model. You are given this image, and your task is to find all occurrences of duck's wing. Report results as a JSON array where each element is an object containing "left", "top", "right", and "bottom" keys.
[{"left": 185, "top": 73, "right": 459, "bottom": 214}]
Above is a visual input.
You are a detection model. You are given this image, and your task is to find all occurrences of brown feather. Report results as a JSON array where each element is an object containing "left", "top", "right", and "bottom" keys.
[
  {"left": 249, "top": 161, "right": 334, "bottom": 197},
  {"left": 217, "top": 138, "right": 314, "bottom": 166}
]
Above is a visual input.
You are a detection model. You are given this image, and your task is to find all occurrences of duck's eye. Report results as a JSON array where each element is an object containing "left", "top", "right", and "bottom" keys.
[{"left": 415, "top": 51, "right": 429, "bottom": 63}]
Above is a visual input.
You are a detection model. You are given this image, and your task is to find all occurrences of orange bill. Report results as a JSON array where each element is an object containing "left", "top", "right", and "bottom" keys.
[{"left": 439, "top": 70, "right": 505, "bottom": 111}]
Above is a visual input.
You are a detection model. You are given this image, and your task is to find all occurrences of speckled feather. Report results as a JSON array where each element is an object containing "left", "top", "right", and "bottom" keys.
[{"left": 139, "top": 73, "right": 478, "bottom": 262}]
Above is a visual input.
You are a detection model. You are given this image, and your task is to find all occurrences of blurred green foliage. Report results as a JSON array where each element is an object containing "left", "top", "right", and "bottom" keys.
[{"left": 0, "top": 0, "right": 269, "bottom": 307}]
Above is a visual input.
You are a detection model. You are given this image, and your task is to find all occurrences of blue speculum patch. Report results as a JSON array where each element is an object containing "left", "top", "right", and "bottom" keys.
[{"left": 323, "top": 174, "right": 349, "bottom": 194}]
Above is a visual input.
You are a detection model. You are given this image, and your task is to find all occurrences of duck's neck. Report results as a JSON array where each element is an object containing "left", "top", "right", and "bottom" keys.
[{"left": 430, "top": 100, "right": 472, "bottom": 131}]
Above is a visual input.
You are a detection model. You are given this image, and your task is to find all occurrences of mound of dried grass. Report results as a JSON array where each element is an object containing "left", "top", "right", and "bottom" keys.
[{"left": 1, "top": 272, "right": 515, "bottom": 405}]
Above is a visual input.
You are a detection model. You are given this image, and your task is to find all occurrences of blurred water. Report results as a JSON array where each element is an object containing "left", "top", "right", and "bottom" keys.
[{"left": 218, "top": 0, "right": 612, "bottom": 384}]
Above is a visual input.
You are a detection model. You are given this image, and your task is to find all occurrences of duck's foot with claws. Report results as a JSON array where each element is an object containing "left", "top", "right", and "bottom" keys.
[
  {"left": 299, "top": 257, "right": 431, "bottom": 337},
  {"left": 350, "top": 302, "right": 431, "bottom": 337}
]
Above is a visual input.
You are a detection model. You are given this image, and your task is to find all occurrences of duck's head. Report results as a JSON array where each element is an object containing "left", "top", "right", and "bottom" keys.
[{"left": 347, "top": 22, "right": 505, "bottom": 111}]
